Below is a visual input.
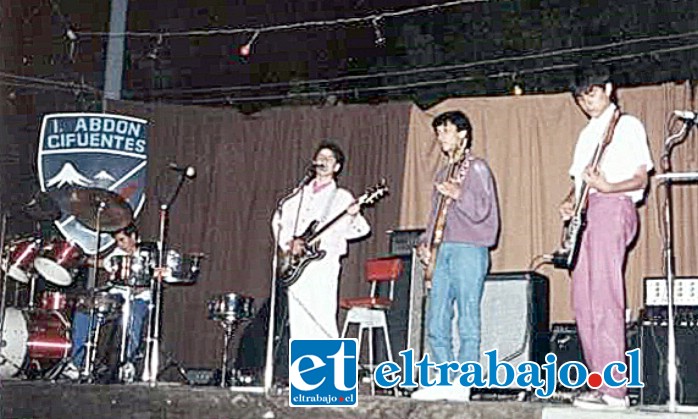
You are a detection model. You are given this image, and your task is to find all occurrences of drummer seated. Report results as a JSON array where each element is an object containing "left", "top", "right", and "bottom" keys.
[{"left": 64, "top": 224, "right": 160, "bottom": 382}]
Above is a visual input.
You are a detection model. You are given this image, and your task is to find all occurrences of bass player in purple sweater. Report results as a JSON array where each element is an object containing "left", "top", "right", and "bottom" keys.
[{"left": 412, "top": 110, "right": 500, "bottom": 402}]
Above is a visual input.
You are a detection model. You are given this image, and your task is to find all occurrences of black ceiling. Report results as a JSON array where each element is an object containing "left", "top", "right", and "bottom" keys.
[{"left": 3, "top": 0, "right": 698, "bottom": 112}]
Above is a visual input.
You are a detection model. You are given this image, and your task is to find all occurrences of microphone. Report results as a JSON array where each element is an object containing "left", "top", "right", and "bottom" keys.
[
  {"left": 674, "top": 110, "right": 698, "bottom": 123},
  {"left": 168, "top": 163, "right": 196, "bottom": 179}
]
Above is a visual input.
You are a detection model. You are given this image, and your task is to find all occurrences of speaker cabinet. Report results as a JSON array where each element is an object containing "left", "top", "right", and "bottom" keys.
[
  {"left": 376, "top": 267, "right": 549, "bottom": 388},
  {"left": 550, "top": 322, "right": 640, "bottom": 393},
  {"left": 478, "top": 272, "right": 549, "bottom": 386},
  {"left": 641, "top": 322, "right": 698, "bottom": 405}
]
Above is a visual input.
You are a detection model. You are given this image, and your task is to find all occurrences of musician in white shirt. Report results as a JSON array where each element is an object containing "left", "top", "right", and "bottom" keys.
[
  {"left": 559, "top": 67, "right": 653, "bottom": 410},
  {"left": 272, "top": 141, "right": 370, "bottom": 340}
]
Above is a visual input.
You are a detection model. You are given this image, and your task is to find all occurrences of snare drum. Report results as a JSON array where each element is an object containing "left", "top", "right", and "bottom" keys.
[
  {"left": 163, "top": 251, "right": 203, "bottom": 284},
  {"left": 39, "top": 291, "right": 69, "bottom": 311},
  {"left": 2, "top": 236, "right": 42, "bottom": 283},
  {"left": 207, "top": 293, "right": 254, "bottom": 322},
  {"left": 34, "top": 239, "right": 83, "bottom": 286},
  {"left": 0, "top": 308, "right": 71, "bottom": 378},
  {"left": 75, "top": 290, "right": 123, "bottom": 316}
]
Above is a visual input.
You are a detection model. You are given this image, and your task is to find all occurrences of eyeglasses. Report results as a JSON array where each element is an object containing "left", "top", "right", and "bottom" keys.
[{"left": 315, "top": 156, "right": 336, "bottom": 163}]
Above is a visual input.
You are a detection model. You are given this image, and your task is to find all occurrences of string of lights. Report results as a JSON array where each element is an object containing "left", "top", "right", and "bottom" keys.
[
  {"left": 72, "top": 0, "right": 487, "bottom": 38},
  {"left": 5, "top": 37, "right": 698, "bottom": 102},
  {"left": 174, "top": 41, "right": 698, "bottom": 104},
  {"left": 146, "top": 28, "right": 698, "bottom": 97}
]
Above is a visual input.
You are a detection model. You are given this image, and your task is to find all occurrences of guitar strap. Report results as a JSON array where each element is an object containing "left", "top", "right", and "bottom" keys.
[
  {"left": 577, "top": 109, "right": 622, "bottom": 208},
  {"left": 590, "top": 108, "right": 622, "bottom": 172},
  {"left": 318, "top": 187, "right": 339, "bottom": 226}
]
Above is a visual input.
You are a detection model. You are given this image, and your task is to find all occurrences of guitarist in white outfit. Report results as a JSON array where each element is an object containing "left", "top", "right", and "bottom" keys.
[{"left": 272, "top": 141, "right": 370, "bottom": 340}]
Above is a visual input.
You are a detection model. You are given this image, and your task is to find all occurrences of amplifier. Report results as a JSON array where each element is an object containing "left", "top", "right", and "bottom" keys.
[
  {"left": 644, "top": 277, "right": 698, "bottom": 306},
  {"left": 388, "top": 229, "right": 425, "bottom": 256},
  {"left": 550, "top": 322, "right": 640, "bottom": 393},
  {"left": 641, "top": 323, "right": 698, "bottom": 405}
]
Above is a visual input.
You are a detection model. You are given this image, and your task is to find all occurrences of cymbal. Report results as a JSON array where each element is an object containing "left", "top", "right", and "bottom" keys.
[
  {"left": 65, "top": 188, "right": 134, "bottom": 232},
  {"left": 22, "top": 191, "right": 62, "bottom": 221}
]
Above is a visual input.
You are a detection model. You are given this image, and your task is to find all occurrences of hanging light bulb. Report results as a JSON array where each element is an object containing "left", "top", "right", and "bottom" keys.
[
  {"left": 510, "top": 74, "right": 524, "bottom": 96},
  {"left": 239, "top": 31, "right": 260, "bottom": 57},
  {"left": 146, "top": 34, "right": 163, "bottom": 61},
  {"left": 66, "top": 27, "right": 78, "bottom": 62},
  {"left": 372, "top": 17, "right": 386, "bottom": 46}
]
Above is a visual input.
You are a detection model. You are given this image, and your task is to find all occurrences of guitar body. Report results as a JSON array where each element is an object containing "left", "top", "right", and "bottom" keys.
[
  {"left": 551, "top": 212, "right": 586, "bottom": 270},
  {"left": 276, "top": 180, "right": 389, "bottom": 288},
  {"left": 277, "top": 221, "right": 328, "bottom": 287}
]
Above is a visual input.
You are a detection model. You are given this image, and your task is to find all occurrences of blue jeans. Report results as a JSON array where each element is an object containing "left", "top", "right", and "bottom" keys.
[
  {"left": 427, "top": 243, "right": 489, "bottom": 366},
  {"left": 71, "top": 298, "right": 149, "bottom": 367}
]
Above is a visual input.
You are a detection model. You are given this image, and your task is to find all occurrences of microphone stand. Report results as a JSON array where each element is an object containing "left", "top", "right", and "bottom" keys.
[
  {"left": 142, "top": 171, "right": 189, "bottom": 385},
  {"left": 264, "top": 169, "right": 312, "bottom": 395},
  {"left": 656, "top": 119, "right": 693, "bottom": 412}
]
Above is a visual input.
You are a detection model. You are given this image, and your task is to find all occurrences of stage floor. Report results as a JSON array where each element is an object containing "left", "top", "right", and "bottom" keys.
[{"left": 2, "top": 380, "right": 698, "bottom": 419}]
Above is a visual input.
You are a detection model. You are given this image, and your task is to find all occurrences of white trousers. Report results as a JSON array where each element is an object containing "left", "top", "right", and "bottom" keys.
[{"left": 287, "top": 256, "right": 341, "bottom": 340}]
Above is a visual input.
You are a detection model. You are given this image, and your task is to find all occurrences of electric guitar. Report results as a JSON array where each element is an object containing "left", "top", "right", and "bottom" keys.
[
  {"left": 551, "top": 109, "right": 621, "bottom": 270},
  {"left": 276, "top": 180, "right": 388, "bottom": 287},
  {"left": 422, "top": 145, "right": 470, "bottom": 287}
]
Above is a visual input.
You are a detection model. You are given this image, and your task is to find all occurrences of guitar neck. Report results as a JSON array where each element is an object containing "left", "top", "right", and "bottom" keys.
[{"left": 306, "top": 208, "right": 350, "bottom": 244}]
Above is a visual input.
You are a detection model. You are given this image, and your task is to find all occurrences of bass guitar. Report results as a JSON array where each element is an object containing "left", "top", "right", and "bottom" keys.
[
  {"left": 277, "top": 180, "right": 388, "bottom": 287},
  {"left": 551, "top": 109, "right": 621, "bottom": 270}
]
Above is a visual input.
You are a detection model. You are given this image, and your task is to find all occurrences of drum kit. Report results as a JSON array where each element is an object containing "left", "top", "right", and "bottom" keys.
[{"left": 0, "top": 187, "right": 204, "bottom": 382}]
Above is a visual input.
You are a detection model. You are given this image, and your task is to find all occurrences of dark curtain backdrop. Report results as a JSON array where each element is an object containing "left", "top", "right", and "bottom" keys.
[{"left": 106, "top": 100, "right": 411, "bottom": 367}]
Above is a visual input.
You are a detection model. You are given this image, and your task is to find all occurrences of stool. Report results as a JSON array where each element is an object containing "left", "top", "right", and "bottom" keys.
[{"left": 340, "top": 256, "right": 403, "bottom": 396}]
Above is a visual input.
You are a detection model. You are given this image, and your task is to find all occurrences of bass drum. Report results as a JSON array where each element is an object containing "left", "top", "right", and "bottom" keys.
[{"left": 0, "top": 308, "right": 71, "bottom": 378}]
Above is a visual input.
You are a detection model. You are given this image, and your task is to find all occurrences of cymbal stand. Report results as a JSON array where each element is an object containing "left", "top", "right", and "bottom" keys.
[
  {"left": 0, "top": 212, "right": 12, "bottom": 365},
  {"left": 142, "top": 170, "right": 189, "bottom": 385},
  {"left": 82, "top": 201, "right": 105, "bottom": 382},
  {"left": 89, "top": 201, "right": 106, "bottom": 296}
]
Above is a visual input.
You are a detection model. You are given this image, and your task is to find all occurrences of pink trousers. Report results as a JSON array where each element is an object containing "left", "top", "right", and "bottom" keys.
[{"left": 572, "top": 193, "right": 638, "bottom": 398}]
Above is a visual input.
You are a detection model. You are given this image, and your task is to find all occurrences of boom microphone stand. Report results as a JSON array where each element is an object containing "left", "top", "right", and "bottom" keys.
[
  {"left": 264, "top": 167, "right": 313, "bottom": 394},
  {"left": 142, "top": 166, "right": 194, "bottom": 385},
  {"left": 652, "top": 117, "right": 697, "bottom": 413}
]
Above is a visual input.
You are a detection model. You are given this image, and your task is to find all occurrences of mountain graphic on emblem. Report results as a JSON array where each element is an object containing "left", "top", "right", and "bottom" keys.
[
  {"left": 93, "top": 170, "right": 116, "bottom": 188},
  {"left": 46, "top": 162, "right": 93, "bottom": 189}
]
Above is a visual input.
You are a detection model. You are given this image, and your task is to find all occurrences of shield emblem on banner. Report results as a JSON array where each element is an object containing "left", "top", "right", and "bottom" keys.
[{"left": 38, "top": 113, "right": 149, "bottom": 255}]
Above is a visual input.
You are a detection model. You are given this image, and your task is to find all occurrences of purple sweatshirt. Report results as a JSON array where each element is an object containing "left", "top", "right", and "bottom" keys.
[{"left": 421, "top": 156, "right": 500, "bottom": 248}]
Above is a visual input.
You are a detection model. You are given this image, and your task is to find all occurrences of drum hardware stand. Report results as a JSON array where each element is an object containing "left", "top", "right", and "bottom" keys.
[
  {"left": 27, "top": 272, "right": 38, "bottom": 310},
  {"left": 216, "top": 318, "right": 248, "bottom": 388},
  {"left": 117, "top": 287, "right": 133, "bottom": 382},
  {"left": 642, "top": 115, "right": 698, "bottom": 414},
  {"left": 81, "top": 304, "right": 105, "bottom": 383},
  {"left": 142, "top": 167, "right": 192, "bottom": 385},
  {"left": 265, "top": 166, "right": 314, "bottom": 395},
  {"left": 0, "top": 211, "right": 14, "bottom": 369}
]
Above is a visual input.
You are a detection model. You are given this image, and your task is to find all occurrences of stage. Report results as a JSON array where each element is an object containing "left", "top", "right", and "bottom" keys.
[{"left": 2, "top": 381, "right": 698, "bottom": 419}]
